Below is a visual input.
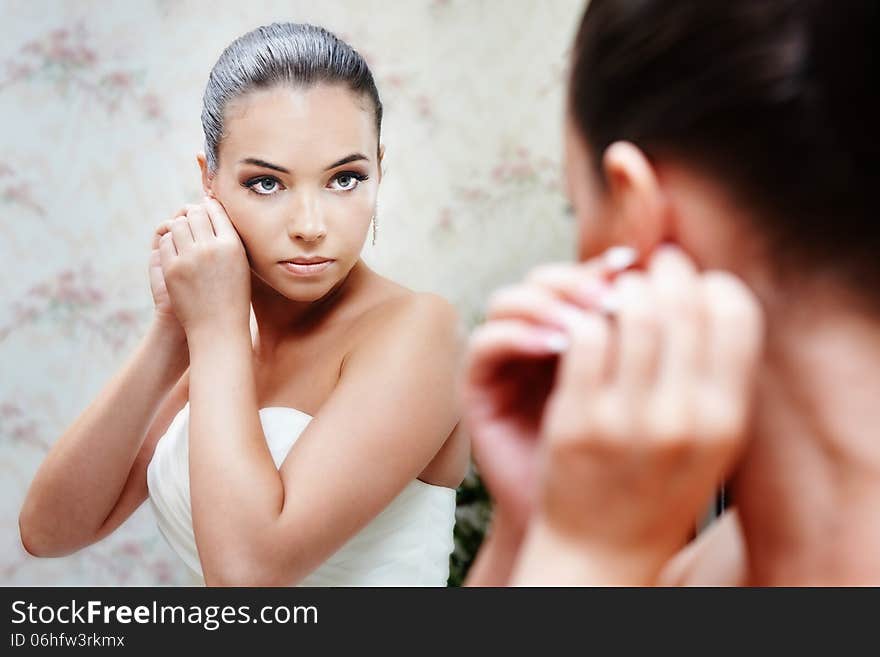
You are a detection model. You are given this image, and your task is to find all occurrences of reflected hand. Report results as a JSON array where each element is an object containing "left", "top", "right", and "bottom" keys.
[
  {"left": 529, "top": 246, "right": 764, "bottom": 578},
  {"left": 461, "top": 249, "right": 635, "bottom": 535}
]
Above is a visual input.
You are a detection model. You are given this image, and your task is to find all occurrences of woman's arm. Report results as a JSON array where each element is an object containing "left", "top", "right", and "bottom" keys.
[
  {"left": 18, "top": 318, "right": 189, "bottom": 557},
  {"left": 185, "top": 294, "right": 464, "bottom": 586}
]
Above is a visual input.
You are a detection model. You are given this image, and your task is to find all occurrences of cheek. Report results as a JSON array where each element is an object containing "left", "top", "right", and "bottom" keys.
[
  {"left": 567, "top": 177, "right": 607, "bottom": 261},
  {"left": 567, "top": 163, "right": 614, "bottom": 261},
  {"left": 332, "top": 191, "right": 375, "bottom": 235},
  {"left": 575, "top": 212, "right": 606, "bottom": 262}
]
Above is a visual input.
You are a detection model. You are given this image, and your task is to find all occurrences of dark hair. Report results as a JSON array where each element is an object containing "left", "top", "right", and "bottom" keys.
[
  {"left": 569, "top": 0, "right": 880, "bottom": 297},
  {"left": 201, "top": 22, "right": 383, "bottom": 173}
]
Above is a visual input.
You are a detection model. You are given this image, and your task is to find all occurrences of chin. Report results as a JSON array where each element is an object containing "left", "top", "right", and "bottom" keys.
[
  {"left": 280, "top": 273, "right": 349, "bottom": 303},
  {"left": 280, "top": 286, "right": 335, "bottom": 303},
  {"left": 255, "top": 259, "right": 356, "bottom": 303}
]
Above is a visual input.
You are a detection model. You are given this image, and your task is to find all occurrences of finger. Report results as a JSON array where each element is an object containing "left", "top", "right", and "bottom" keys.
[
  {"left": 465, "top": 319, "right": 569, "bottom": 388},
  {"left": 525, "top": 246, "right": 638, "bottom": 309},
  {"left": 201, "top": 196, "right": 237, "bottom": 240},
  {"left": 553, "top": 309, "right": 612, "bottom": 397},
  {"left": 185, "top": 204, "right": 216, "bottom": 242},
  {"left": 526, "top": 261, "right": 612, "bottom": 309},
  {"left": 169, "top": 216, "right": 195, "bottom": 253},
  {"left": 158, "top": 232, "right": 177, "bottom": 272},
  {"left": 612, "top": 271, "right": 660, "bottom": 394},
  {"left": 178, "top": 204, "right": 200, "bottom": 217},
  {"left": 486, "top": 284, "right": 587, "bottom": 332},
  {"left": 649, "top": 245, "right": 703, "bottom": 392},
  {"left": 152, "top": 220, "right": 171, "bottom": 251}
]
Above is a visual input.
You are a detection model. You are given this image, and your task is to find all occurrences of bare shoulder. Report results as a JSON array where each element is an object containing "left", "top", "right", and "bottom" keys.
[
  {"left": 656, "top": 508, "right": 748, "bottom": 586},
  {"left": 354, "top": 287, "right": 464, "bottom": 352}
]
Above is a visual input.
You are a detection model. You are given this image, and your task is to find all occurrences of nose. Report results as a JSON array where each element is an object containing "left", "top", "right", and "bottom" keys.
[{"left": 287, "top": 194, "right": 327, "bottom": 242}]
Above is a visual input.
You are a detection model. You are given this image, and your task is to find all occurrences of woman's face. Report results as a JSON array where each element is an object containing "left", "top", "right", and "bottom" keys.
[
  {"left": 203, "top": 83, "right": 381, "bottom": 302},
  {"left": 563, "top": 113, "right": 613, "bottom": 262}
]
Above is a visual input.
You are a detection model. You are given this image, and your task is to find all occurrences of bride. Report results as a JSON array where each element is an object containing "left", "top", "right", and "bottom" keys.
[{"left": 18, "top": 22, "right": 468, "bottom": 586}]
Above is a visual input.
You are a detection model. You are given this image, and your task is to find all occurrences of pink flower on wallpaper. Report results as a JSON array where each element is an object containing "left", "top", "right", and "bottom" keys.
[
  {"left": 335, "top": 28, "right": 438, "bottom": 125},
  {"left": 119, "top": 540, "right": 142, "bottom": 558},
  {"left": 100, "top": 540, "right": 182, "bottom": 585},
  {"left": 1, "top": 21, "right": 166, "bottom": 123},
  {"left": 436, "top": 143, "right": 565, "bottom": 237},
  {"left": 150, "top": 558, "right": 176, "bottom": 585},
  {"left": 0, "top": 400, "right": 49, "bottom": 451},
  {"left": 537, "top": 54, "right": 570, "bottom": 98},
  {"left": 3, "top": 183, "right": 46, "bottom": 216},
  {"left": 415, "top": 94, "right": 433, "bottom": 118},
  {"left": 491, "top": 147, "right": 539, "bottom": 183},
  {"left": 489, "top": 146, "right": 562, "bottom": 191},
  {"left": 458, "top": 187, "right": 490, "bottom": 202},
  {"left": 384, "top": 73, "right": 406, "bottom": 90},
  {"left": 435, "top": 206, "right": 454, "bottom": 233},
  {"left": 0, "top": 163, "right": 47, "bottom": 217},
  {"left": 0, "top": 401, "right": 22, "bottom": 418},
  {"left": 142, "top": 92, "right": 163, "bottom": 120},
  {"left": 0, "top": 264, "right": 147, "bottom": 351}
]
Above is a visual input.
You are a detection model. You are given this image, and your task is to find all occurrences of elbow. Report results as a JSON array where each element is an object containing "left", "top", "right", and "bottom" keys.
[
  {"left": 18, "top": 513, "right": 54, "bottom": 558},
  {"left": 203, "top": 563, "right": 272, "bottom": 588},
  {"left": 18, "top": 494, "right": 58, "bottom": 558},
  {"left": 203, "top": 555, "right": 304, "bottom": 588},
  {"left": 18, "top": 510, "right": 83, "bottom": 559}
]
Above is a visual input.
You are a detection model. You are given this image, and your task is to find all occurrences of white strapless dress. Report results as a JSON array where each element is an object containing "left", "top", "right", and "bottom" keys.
[{"left": 146, "top": 402, "right": 457, "bottom": 586}]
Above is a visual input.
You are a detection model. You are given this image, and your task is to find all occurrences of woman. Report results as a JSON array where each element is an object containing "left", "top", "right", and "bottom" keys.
[
  {"left": 18, "top": 23, "right": 468, "bottom": 586},
  {"left": 464, "top": 0, "right": 880, "bottom": 585}
]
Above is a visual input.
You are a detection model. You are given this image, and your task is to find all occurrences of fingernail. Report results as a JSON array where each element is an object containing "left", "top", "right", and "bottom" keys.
[
  {"left": 603, "top": 245, "right": 638, "bottom": 271},
  {"left": 542, "top": 332, "right": 570, "bottom": 353},
  {"left": 597, "top": 289, "right": 621, "bottom": 314}
]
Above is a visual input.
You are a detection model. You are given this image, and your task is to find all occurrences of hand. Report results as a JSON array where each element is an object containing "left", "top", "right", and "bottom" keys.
[
  {"left": 149, "top": 206, "right": 193, "bottom": 338},
  {"left": 531, "top": 245, "right": 764, "bottom": 577},
  {"left": 461, "top": 248, "right": 636, "bottom": 536},
  {"left": 157, "top": 197, "right": 251, "bottom": 339}
]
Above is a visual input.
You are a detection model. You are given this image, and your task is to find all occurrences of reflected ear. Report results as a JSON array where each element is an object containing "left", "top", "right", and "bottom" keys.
[
  {"left": 602, "top": 141, "right": 669, "bottom": 257},
  {"left": 196, "top": 151, "right": 214, "bottom": 197}
]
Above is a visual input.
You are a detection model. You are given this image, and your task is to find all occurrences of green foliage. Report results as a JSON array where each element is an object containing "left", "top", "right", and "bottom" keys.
[{"left": 447, "top": 462, "right": 492, "bottom": 587}]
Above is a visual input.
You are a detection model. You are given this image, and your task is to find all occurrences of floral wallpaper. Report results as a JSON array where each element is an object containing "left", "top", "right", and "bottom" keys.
[{"left": 0, "top": 0, "right": 583, "bottom": 585}]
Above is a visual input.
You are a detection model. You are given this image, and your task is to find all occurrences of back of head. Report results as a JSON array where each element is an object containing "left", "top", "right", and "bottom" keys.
[{"left": 569, "top": 0, "right": 880, "bottom": 304}]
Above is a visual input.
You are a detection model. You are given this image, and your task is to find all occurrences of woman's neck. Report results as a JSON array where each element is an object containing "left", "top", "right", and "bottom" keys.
[
  {"left": 732, "top": 295, "right": 880, "bottom": 585},
  {"left": 249, "top": 259, "right": 372, "bottom": 360}
]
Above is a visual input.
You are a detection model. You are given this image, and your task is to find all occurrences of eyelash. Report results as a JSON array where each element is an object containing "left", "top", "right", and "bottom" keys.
[{"left": 243, "top": 172, "right": 369, "bottom": 197}]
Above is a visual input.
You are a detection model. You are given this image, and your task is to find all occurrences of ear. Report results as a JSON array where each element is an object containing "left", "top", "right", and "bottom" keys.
[
  {"left": 377, "top": 143, "right": 385, "bottom": 183},
  {"left": 601, "top": 141, "right": 669, "bottom": 258},
  {"left": 196, "top": 151, "right": 214, "bottom": 197}
]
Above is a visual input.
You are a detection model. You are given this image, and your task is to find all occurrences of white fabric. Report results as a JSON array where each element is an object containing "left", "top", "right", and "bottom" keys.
[{"left": 146, "top": 402, "right": 457, "bottom": 586}]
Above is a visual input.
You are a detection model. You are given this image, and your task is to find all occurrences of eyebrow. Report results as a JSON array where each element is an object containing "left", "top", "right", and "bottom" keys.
[
  {"left": 239, "top": 158, "right": 290, "bottom": 174},
  {"left": 324, "top": 153, "right": 369, "bottom": 170},
  {"left": 239, "top": 153, "right": 369, "bottom": 175}
]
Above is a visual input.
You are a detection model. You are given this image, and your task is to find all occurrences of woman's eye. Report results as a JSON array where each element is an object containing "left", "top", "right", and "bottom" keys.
[
  {"left": 329, "top": 171, "right": 367, "bottom": 191},
  {"left": 247, "top": 177, "right": 281, "bottom": 195}
]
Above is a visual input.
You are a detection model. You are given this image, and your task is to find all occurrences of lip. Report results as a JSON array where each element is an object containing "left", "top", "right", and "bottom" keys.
[{"left": 279, "top": 259, "right": 335, "bottom": 277}]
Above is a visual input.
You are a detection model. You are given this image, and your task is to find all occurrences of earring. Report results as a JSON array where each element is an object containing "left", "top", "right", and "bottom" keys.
[{"left": 372, "top": 215, "right": 378, "bottom": 246}]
